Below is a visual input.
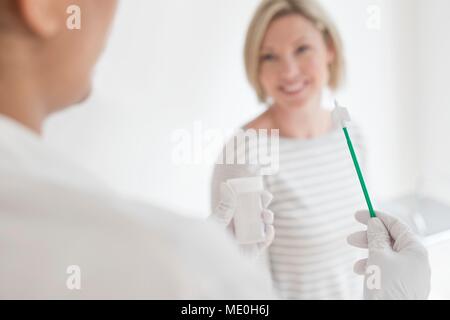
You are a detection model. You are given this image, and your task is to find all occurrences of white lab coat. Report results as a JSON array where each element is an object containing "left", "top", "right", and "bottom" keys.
[{"left": 0, "top": 115, "right": 275, "bottom": 299}]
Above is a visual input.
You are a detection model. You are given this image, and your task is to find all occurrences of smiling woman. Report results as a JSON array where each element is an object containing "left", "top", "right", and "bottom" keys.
[
  {"left": 245, "top": 0, "right": 344, "bottom": 105},
  {"left": 210, "top": 0, "right": 367, "bottom": 300}
]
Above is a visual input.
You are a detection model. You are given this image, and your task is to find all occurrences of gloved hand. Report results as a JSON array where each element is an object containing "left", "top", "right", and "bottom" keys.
[
  {"left": 211, "top": 182, "right": 275, "bottom": 256},
  {"left": 347, "top": 210, "right": 431, "bottom": 300}
]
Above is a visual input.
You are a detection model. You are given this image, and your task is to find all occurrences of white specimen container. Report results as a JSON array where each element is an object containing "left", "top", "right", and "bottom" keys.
[{"left": 226, "top": 176, "right": 266, "bottom": 244}]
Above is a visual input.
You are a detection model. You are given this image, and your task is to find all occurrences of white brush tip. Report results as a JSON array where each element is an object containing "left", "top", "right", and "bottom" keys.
[{"left": 332, "top": 100, "right": 351, "bottom": 128}]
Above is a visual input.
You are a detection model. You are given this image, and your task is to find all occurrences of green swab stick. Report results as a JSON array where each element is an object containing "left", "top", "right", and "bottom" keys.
[{"left": 332, "top": 100, "right": 376, "bottom": 218}]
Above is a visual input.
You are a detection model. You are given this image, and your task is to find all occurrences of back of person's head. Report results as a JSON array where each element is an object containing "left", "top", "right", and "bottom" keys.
[{"left": 0, "top": 0, "right": 117, "bottom": 114}]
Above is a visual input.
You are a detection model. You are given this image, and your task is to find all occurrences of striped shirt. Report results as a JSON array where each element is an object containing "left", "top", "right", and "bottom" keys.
[{"left": 211, "top": 123, "right": 366, "bottom": 299}]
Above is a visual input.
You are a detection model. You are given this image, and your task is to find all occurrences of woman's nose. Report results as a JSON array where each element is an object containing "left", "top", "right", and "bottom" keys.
[{"left": 279, "top": 57, "right": 301, "bottom": 80}]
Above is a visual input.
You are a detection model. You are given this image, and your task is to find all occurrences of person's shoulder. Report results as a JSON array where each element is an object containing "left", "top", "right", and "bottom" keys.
[
  {"left": 243, "top": 109, "right": 273, "bottom": 131},
  {"left": 119, "top": 201, "right": 276, "bottom": 299},
  {"left": 0, "top": 170, "right": 192, "bottom": 238},
  {"left": 0, "top": 171, "right": 275, "bottom": 298}
]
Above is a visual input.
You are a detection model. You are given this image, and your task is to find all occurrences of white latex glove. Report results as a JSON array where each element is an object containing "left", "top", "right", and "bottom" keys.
[
  {"left": 347, "top": 210, "right": 431, "bottom": 300},
  {"left": 211, "top": 182, "right": 275, "bottom": 256}
]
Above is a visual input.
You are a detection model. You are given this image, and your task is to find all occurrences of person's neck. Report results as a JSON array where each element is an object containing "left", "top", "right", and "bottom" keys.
[
  {"left": 269, "top": 97, "right": 332, "bottom": 139},
  {"left": 0, "top": 70, "right": 47, "bottom": 135}
]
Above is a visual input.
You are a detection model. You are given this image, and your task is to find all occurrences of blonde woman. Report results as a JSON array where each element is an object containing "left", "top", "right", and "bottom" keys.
[{"left": 211, "top": 0, "right": 367, "bottom": 299}]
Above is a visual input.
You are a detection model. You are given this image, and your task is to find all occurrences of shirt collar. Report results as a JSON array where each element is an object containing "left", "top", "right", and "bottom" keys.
[
  {"left": 0, "top": 114, "right": 42, "bottom": 149},
  {"left": 0, "top": 114, "right": 106, "bottom": 191}
]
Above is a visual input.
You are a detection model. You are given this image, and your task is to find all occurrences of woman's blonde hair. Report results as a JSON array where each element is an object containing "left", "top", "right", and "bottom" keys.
[{"left": 244, "top": 0, "right": 345, "bottom": 102}]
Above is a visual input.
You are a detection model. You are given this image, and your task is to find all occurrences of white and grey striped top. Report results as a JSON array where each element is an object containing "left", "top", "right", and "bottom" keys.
[{"left": 211, "top": 123, "right": 366, "bottom": 299}]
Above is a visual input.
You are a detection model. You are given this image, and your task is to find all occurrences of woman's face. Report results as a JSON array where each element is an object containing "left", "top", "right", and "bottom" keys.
[{"left": 259, "top": 14, "right": 335, "bottom": 110}]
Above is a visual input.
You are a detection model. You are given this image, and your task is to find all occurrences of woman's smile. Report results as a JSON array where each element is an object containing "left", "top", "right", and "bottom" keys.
[{"left": 279, "top": 80, "right": 310, "bottom": 98}]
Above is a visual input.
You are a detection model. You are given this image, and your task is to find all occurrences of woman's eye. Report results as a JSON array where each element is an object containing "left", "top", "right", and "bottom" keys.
[
  {"left": 261, "top": 54, "right": 276, "bottom": 62},
  {"left": 296, "top": 45, "right": 309, "bottom": 54}
]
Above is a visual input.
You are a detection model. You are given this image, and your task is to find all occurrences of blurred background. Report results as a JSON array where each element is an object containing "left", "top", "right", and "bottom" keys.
[{"left": 43, "top": 0, "right": 450, "bottom": 298}]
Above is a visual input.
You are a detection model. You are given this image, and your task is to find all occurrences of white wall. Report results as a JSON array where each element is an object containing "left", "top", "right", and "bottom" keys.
[
  {"left": 417, "top": 0, "right": 450, "bottom": 204},
  {"left": 46, "top": 0, "right": 263, "bottom": 217},
  {"left": 44, "top": 0, "right": 443, "bottom": 217},
  {"left": 320, "top": 0, "right": 420, "bottom": 203}
]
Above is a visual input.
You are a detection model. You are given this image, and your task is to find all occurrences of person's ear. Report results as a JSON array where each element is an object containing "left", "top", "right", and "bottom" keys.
[{"left": 16, "top": 0, "right": 66, "bottom": 38}]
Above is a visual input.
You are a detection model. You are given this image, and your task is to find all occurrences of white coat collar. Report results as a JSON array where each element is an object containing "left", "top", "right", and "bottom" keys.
[{"left": 0, "top": 114, "right": 106, "bottom": 191}]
